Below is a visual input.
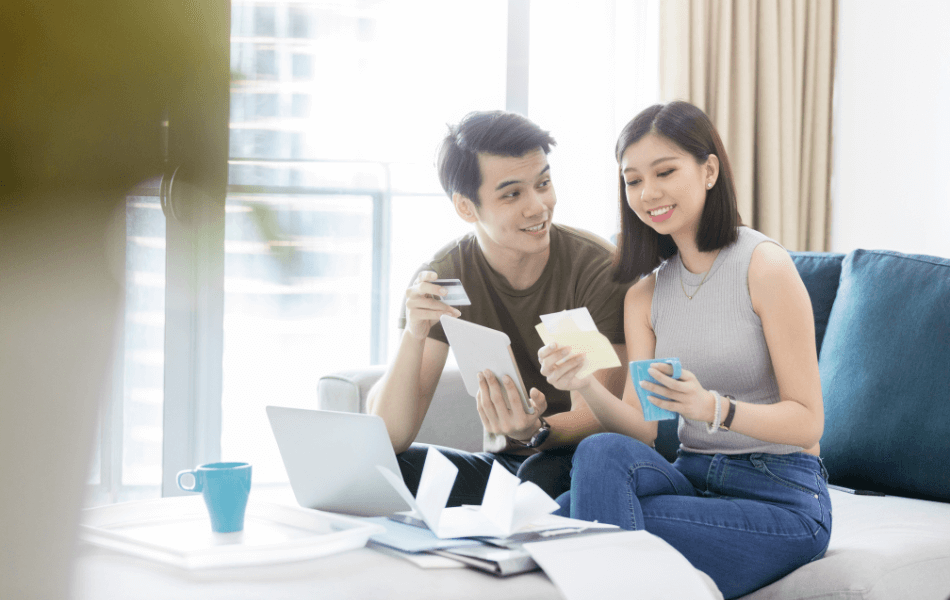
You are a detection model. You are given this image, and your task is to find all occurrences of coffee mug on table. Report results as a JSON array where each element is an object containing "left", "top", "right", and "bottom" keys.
[
  {"left": 177, "top": 462, "right": 252, "bottom": 533},
  {"left": 630, "top": 358, "right": 682, "bottom": 421}
]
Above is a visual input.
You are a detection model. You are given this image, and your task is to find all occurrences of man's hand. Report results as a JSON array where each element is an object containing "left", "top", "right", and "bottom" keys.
[
  {"left": 475, "top": 370, "right": 548, "bottom": 441},
  {"left": 404, "top": 271, "right": 461, "bottom": 340}
]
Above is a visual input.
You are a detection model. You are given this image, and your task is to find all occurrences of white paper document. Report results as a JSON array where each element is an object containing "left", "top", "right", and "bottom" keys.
[
  {"left": 539, "top": 307, "right": 599, "bottom": 333},
  {"left": 524, "top": 530, "right": 720, "bottom": 600},
  {"left": 376, "top": 447, "right": 560, "bottom": 539}
]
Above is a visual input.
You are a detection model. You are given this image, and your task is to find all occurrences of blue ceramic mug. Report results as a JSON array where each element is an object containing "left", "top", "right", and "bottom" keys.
[
  {"left": 177, "top": 462, "right": 252, "bottom": 533},
  {"left": 630, "top": 358, "right": 682, "bottom": 421}
]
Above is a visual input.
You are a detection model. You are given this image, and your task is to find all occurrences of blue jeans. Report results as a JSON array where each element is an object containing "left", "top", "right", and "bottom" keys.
[
  {"left": 398, "top": 443, "right": 575, "bottom": 506},
  {"left": 555, "top": 433, "right": 832, "bottom": 599}
]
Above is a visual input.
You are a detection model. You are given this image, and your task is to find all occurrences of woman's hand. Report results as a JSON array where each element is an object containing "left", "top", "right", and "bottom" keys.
[
  {"left": 538, "top": 342, "right": 592, "bottom": 392},
  {"left": 403, "top": 271, "right": 461, "bottom": 340},
  {"left": 640, "top": 363, "right": 717, "bottom": 423}
]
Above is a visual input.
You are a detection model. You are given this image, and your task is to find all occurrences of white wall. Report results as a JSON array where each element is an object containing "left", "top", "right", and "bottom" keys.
[{"left": 832, "top": 0, "right": 950, "bottom": 257}]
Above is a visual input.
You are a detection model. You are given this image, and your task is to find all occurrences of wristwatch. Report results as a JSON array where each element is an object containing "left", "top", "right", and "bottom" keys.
[{"left": 509, "top": 415, "right": 551, "bottom": 449}]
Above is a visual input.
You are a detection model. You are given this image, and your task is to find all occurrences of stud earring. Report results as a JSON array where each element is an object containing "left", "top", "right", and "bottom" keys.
[{"left": 707, "top": 182, "right": 713, "bottom": 189}]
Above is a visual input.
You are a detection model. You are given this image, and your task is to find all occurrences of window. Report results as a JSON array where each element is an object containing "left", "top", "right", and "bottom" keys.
[
  {"left": 86, "top": 181, "right": 167, "bottom": 506},
  {"left": 89, "top": 0, "right": 659, "bottom": 504},
  {"left": 291, "top": 53, "right": 312, "bottom": 79},
  {"left": 255, "top": 48, "right": 277, "bottom": 78},
  {"left": 223, "top": 0, "right": 509, "bottom": 487},
  {"left": 291, "top": 93, "right": 310, "bottom": 118},
  {"left": 288, "top": 7, "right": 311, "bottom": 39},
  {"left": 254, "top": 6, "right": 275, "bottom": 37}
]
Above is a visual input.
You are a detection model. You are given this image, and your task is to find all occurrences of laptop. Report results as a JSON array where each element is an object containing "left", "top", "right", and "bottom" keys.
[
  {"left": 266, "top": 406, "right": 577, "bottom": 577},
  {"left": 265, "top": 406, "right": 411, "bottom": 517}
]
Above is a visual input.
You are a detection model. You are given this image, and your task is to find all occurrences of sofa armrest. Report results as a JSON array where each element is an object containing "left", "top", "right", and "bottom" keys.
[{"left": 317, "top": 364, "right": 483, "bottom": 453}]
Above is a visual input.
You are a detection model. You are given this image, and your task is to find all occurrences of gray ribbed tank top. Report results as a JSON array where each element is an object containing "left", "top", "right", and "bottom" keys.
[{"left": 651, "top": 227, "right": 803, "bottom": 455}]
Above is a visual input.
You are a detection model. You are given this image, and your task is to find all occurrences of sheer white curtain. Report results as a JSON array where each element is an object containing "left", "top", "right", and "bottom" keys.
[{"left": 530, "top": 0, "right": 660, "bottom": 242}]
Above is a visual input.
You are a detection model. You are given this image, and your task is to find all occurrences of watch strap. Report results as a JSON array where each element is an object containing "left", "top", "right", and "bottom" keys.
[
  {"left": 509, "top": 415, "right": 550, "bottom": 449},
  {"left": 721, "top": 396, "right": 737, "bottom": 430}
]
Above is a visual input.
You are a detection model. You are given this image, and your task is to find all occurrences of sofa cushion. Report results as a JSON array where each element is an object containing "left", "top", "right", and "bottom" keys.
[
  {"left": 818, "top": 249, "right": 950, "bottom": 501},
  {"left": 790, "top": 252, "right": 845, "bottom": 357},
  {"left": 317, "top": 364, "right": 484, "bottom": 453},
  {"left": 740, "top": 489, "right": 950, "bottom": 600}
]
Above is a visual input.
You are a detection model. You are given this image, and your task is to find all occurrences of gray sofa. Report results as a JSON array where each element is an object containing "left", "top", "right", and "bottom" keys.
[{"left": 318, "top": 249, "right": 950, "bottom": 600}]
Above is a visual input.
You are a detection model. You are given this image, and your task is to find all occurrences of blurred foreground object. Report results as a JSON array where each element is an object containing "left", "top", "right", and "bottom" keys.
[{"left": 0, "top": 1, "right": 227, "bottom": 597}]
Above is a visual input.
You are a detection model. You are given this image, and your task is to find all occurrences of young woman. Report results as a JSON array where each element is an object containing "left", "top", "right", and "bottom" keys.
[{"left": 538, "top": 101, "right": 830, "bottom": 599}]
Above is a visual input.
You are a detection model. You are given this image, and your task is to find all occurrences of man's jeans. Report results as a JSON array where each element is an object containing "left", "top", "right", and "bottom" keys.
[
  {"left": 555, "top": 433, "right": 832, "bottom": 599},
  {"left": 397, "top": 443, "right": 575, "bottom": 506}
]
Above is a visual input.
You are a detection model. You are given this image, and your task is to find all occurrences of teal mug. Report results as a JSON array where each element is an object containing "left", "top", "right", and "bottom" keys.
[
  {"left": 630, "top": 358, "right": 682, "bottom": 421},
  {"left": 177, "top": 462, "right": 252, "bottom": 533}
]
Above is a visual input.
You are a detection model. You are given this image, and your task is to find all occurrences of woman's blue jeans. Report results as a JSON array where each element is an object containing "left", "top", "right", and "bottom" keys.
[{"left": 555, "top": 433, "right": 832, "bottom": 599}]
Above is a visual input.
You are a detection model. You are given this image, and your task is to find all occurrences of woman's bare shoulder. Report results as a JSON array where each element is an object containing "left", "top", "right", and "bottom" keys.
[{"left": 625, "top": 272, "right": 656, "bottom": 318}]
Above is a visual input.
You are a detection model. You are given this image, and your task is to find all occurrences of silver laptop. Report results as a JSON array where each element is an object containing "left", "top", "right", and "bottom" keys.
[{"left": 266, "top": 406, "right": 411, "bottom": 517}]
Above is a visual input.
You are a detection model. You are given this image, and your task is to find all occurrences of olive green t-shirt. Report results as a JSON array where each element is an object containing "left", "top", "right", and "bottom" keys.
[{"left": 398, "top": 224, "right": 630, "bottom": 416}]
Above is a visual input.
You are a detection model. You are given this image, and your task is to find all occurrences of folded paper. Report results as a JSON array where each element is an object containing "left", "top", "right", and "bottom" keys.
[
  {"left": 536, "top": 308, "right": 621, "bottom": 379},
  {"left": 377, "top": 447, "right": 560, "bottom": 539}
]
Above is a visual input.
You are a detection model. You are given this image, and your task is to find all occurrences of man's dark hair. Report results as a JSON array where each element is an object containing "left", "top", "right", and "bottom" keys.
[
  {"left": 436, "top": 111, "right": 556, "bottom": 207},
  {"left": 613, "top": 101, "right": 741, "bottom": 283}
]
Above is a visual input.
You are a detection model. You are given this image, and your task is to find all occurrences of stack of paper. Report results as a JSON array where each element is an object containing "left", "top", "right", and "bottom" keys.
[
  {"left": 536, "top": 308, "right": 621, "bottom": 379},
  {"left": 371, "top": 448, "right": 620, "bottom": 576}
]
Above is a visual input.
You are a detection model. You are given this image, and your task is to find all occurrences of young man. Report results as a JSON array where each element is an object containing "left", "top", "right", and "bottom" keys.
[{"left": 367, "top": 111, "right": 630, "bottom": 505}]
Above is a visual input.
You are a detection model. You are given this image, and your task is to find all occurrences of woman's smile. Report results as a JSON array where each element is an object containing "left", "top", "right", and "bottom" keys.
[{"left": 647, "top": 205, "right": 676, "bottom": 222}]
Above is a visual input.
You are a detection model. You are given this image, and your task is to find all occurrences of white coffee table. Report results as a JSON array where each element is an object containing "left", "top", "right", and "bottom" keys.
[
  {"left": 73, "top": 486, "right": 562, "bottom": 600},
  {"left": 72, "top": 542, "right": 562, "bottom": 600},
  {"left": 73, "top": 487, "right": 722, "bottom": 600}
]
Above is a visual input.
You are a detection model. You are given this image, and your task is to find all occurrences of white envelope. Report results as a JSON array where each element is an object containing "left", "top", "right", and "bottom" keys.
[{"left": 536, "top": 307, "right": 621, "bottom": 379}]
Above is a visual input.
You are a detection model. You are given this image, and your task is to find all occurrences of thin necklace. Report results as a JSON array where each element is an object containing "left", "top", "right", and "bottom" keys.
[{"left": 679, "top": 257, "right": 714, "bottom": 300}]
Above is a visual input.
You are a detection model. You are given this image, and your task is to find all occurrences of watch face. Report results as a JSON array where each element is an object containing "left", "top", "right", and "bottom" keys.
[{"left": 529, "top": 425, "right": 551, "bottom": 448}]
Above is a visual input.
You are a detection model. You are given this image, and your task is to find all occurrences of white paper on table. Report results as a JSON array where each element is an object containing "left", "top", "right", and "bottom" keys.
[
  {"left": 523, "top": 530, "right": 719, "bottom": 600},
  {"left": 508, "top": 513, "right": 618, "bottom": 536},
  {"left": 376, "top": 447, "right": 559, "bottom": 539}
]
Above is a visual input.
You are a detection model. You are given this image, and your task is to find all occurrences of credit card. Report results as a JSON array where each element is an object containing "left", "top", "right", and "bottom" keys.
[{"left": 431, "top": 278, "right": 471, "bottom": 306}]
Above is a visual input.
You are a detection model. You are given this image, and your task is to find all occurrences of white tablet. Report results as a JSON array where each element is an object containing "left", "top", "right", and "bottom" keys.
[{"left": 439, "top": 315, "right": 534, "bottom": 415}]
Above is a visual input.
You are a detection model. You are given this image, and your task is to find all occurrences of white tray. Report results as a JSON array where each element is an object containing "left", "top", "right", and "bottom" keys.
[{"left": 79, "top": 496, "right": 385, "bottom": 569}]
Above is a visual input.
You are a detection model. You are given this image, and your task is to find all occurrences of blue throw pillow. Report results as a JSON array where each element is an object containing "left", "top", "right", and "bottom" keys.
[
  {"left": 791, "top": 252, "right": 845, "bottom": 357},
  {"left": 819, "top": 250, "right": 950, "bottom": 501}
]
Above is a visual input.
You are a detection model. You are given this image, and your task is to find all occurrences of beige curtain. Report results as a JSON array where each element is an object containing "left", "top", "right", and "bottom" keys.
[{"left": 659, "top": 0, "right": 836, "bottom": 251}]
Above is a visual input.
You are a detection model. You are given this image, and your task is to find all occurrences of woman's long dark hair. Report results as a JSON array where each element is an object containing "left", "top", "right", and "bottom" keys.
[{"left": 612, "top": 101, "right": 741, "bottom": 284}]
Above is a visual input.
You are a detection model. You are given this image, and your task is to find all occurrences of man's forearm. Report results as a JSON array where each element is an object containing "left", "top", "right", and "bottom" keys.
[
  {"left": 366, "top": 330, "right": 430, "bottom": 453},
  {"left": 538, "top": 404, "right": 603, "bottom": 450}
]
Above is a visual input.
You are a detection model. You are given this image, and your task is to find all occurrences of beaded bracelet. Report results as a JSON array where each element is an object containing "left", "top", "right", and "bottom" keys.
[{"left": 706, "top": 390, "right": 722, "bottom": 434}]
